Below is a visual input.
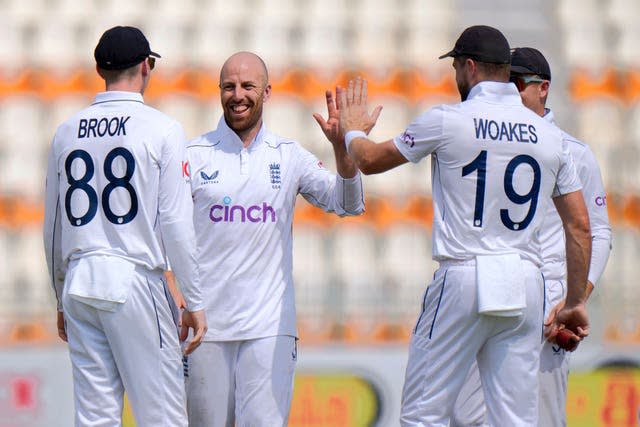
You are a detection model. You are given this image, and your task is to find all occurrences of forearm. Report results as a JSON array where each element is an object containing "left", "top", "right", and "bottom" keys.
[
  {"left": 333, "top": 141, "right": 358, "bottom": 179},
  {"left": 554, "top": 190, "right": 592, "bottom": 307},
  {"left": 563, "top": 218, "right": 592, "bottom": 307},
  {"left": 348, "top": 136, "right": 407, "bottom": 175}
]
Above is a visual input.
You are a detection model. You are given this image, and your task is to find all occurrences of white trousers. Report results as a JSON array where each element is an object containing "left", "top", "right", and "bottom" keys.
[
  {"left": 185, "top": 336, "right": 297, "bottom": 427},
  {"left": 400, "top": 261, "right": 543, "bottom": 427},
  {"left": 452, "top": 278, "right": 569, "bottom": 427},
  {"left": 63, "top": 267, "right": 186, "bottom": 427},
  {"left": 538, "top": 278, "right": 570, "bottom": 427}
]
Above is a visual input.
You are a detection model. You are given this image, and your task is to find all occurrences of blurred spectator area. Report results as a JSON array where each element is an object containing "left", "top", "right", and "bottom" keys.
[{"left": 1, "top": 0, "right": 639, "bottom": 348}]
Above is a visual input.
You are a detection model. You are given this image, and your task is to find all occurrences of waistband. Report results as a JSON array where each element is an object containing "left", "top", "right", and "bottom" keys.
[{"left": 439, "top": 257, "right": 538, "bottom": 269}]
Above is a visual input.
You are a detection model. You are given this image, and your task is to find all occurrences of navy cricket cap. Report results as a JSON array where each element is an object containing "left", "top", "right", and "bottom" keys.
[
  {"left": 439, "top": 25, "right": 510, "bottom": 64},
  {"left": 94, "top": 26, "right": 160, "bottom": 70},
  {"left": 510, "top": 47, "right": 551, "bottom": 81}
]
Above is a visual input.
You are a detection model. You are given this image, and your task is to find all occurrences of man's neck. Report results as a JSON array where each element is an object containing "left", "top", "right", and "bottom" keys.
[{"left": 105, "top": 80, "right": 143, "bottom": 94}]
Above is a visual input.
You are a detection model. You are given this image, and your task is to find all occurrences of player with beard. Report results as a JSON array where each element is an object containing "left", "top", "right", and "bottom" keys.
[
  {"left": 450, "top": 47, "right": 612, "bottom": 427},
  {"left": 336, "top": 26, "right": 592, "bottom": 425},
  {"left": 183, "top": 51, "right": 375, "bottom": 426}
]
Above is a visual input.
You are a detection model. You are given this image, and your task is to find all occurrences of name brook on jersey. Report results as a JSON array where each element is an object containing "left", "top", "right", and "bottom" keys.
[
  {"left": 77, "top": 116, "right": 130, "bottom": 139},
  {"left": 473, "top": 117, "right": 538, "bottom": 143}
]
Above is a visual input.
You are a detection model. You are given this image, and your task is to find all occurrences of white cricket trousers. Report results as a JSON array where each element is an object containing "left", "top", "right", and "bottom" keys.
[
  {"left": 451, "top": 277, "right": 570, "bottom": 427},
  {"left": 62, "top": 267, "right": 186, "bottom": 427},
  {"left": 538, "top": 278, "right": 570, "bottom": 427},
  {"left": 186, "top": 336, "right": 297, "bottom": 427},
  {"left": 400, "top": 260, "right": 544, "bottom": 427}
]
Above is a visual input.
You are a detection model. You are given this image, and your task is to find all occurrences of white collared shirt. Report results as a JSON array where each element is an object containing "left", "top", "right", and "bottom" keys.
[
  {"left": 392, "top": 81, "right": 581, "bottom": 266},
  {"left": 188, "top": 117, "right": 364, "bottom": 340},
  {"left": 43, "top": 91, "right": 202, "bottom": 311},
  {"left": 539, "top": 109, "right": 611, "bottom": 283}
]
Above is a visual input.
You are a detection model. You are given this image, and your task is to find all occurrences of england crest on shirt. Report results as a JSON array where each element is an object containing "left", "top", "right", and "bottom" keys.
[{"left": 269, "top": 163, "right": 281, "bottom": 189}]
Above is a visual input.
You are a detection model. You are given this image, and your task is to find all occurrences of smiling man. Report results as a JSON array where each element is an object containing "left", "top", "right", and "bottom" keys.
[{"left": 183, "top": 51, "right": 371, "bottom": 427}]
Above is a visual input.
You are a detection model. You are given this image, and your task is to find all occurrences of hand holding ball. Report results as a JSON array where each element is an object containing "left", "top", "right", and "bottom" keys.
[{"left": 556, "top": 329, "right": 580, "bottom": 352}]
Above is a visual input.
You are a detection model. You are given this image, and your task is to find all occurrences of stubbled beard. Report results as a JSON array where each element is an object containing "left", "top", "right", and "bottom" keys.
[{"left": 458, "top": 83, "right": 470, "bottom": 102}]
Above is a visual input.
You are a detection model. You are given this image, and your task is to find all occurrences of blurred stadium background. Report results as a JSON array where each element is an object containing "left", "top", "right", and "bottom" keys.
[{"left": 1, "top": 0, "right": 640, "bottom": 425}]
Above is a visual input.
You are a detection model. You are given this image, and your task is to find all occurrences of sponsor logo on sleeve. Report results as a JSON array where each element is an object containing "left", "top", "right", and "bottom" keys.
[
  {"left": 595, "top": 195, "right": 607, "bottom": 207},
  {"left": 400, "top": 130, "right": 415, "bottom": 148}
]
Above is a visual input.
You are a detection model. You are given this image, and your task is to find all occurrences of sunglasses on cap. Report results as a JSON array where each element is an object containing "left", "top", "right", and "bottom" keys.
[
  {"left": 509, "top": 74, "right": 545, "bottom": 92},
  {"left": 147, "top": 56, "right": 156, "bottom": 70}
]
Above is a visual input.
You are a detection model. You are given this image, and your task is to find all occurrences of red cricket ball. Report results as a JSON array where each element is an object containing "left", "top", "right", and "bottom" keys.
[{"left": 556, "top": 329, "right": 579, "bottom": 352}]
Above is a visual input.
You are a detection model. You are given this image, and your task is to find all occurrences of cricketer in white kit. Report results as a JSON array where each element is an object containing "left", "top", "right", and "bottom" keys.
[
  {"left": 337, "top": 25, "right": 592, "bottom": 426},
  {"left": 538, "top": 110, "right": 610, "bottom": 426},
  {"left": 451, "top": 47, "right": 612, "bottom": 427},
  {"left": 43, "top": 26, "right": 206, "bottom": 427},
  {"left": 184, "top": 51, "right": 366, "bottom": 427},
  {"left": 451, "top": 113, "right": 611, "bottom": 427}
]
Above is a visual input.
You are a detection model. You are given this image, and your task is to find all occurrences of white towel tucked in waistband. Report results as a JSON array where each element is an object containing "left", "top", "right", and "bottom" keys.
[
  {"left": 66, "top": 255, "right": 135, "bottom": 312},
  {"left": 476, "top": 253, "right": 526, "bottom": 317}
]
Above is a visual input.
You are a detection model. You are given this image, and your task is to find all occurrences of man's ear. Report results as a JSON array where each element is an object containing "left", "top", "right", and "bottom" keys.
[
  {"left": 540, "top": 80, "right": 551, "bottom": 98},
  {"left": 263, "top": 84, "right": 272, "bottom": 103},
  {"left": 465, "top": 58, "right": 477, "bottom": 77},
  {"left": 140, "top": 60, "right": 150, "bottom": 78}
]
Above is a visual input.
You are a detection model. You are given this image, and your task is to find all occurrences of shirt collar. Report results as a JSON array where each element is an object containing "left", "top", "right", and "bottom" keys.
[
  {"left": 542, "top": 108, "right": 555, "bottom": 124},
  {"left": 466, "top": 81, "right": 523, "bottom": 105},
  {"left": 217, "top": 116, "right": 266, "bottom": 151},
  {"left": 92, "top": 91, "right": 144, "bottom": 105}
]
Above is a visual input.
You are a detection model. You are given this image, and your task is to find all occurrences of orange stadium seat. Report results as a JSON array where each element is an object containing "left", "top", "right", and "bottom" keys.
[
  {"left": 623, "top": 70, "right": 640, "bottom": 104},
  {"left": 569, "top": 68, "right": 622, "bottom": 102},
  {"left": 622, "top": 195, "right": 640, "bottom": 227},
  {"left": 604, "top": 193, "right": 624, "bottom": 226},
  {"left": 0, "top": 197, "right": 43, "bottom": 229},
  {"left": 7, "top": 320, "right": 55, "bottom": 345},
  {"left": 400, "top": 68, "right": 459, "bottom": 103},
  {"left": 402, "top": 194, "right": 434, "bottom": 229},
  {"left": 270, "top": 68, "right": 323, "bottom": 101}
]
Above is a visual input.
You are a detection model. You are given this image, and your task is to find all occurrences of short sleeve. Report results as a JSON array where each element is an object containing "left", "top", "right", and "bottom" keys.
[
  {"left": 552, "top": 138, "right": 582, "bottom": 197},
  {"left": 392, "top": 105, "right": 446, "bottom": 163}
]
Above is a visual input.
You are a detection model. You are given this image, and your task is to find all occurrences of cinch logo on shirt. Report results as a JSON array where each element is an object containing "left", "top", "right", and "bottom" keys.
[
  {"left": 209, "top": 196, "right": 276, "bottom": 223},
  {"left": 473, "top": 118, "right": 538, "bottom": 143}
]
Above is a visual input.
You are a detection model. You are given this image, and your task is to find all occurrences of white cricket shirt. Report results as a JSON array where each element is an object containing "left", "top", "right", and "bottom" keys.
[
  {"left": 188, "top": 117, "right": 364, "bottom": 341},
  {"left": 538, "top": 109, "right": 611, "bottom": 283},
  {"left": 392, "top": 82, "right": 582, "bottom": 266},
  {"left": 43, "top": 91, "right": 202, "bottom": 311}
]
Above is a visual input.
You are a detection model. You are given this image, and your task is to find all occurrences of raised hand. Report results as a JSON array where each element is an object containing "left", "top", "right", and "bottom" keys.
[
  {"left": 337, "top": 77, "right": 382, "bottom": 136},
  {"left": 313, "top": 89, "right": 342, "bottom": 146}
]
